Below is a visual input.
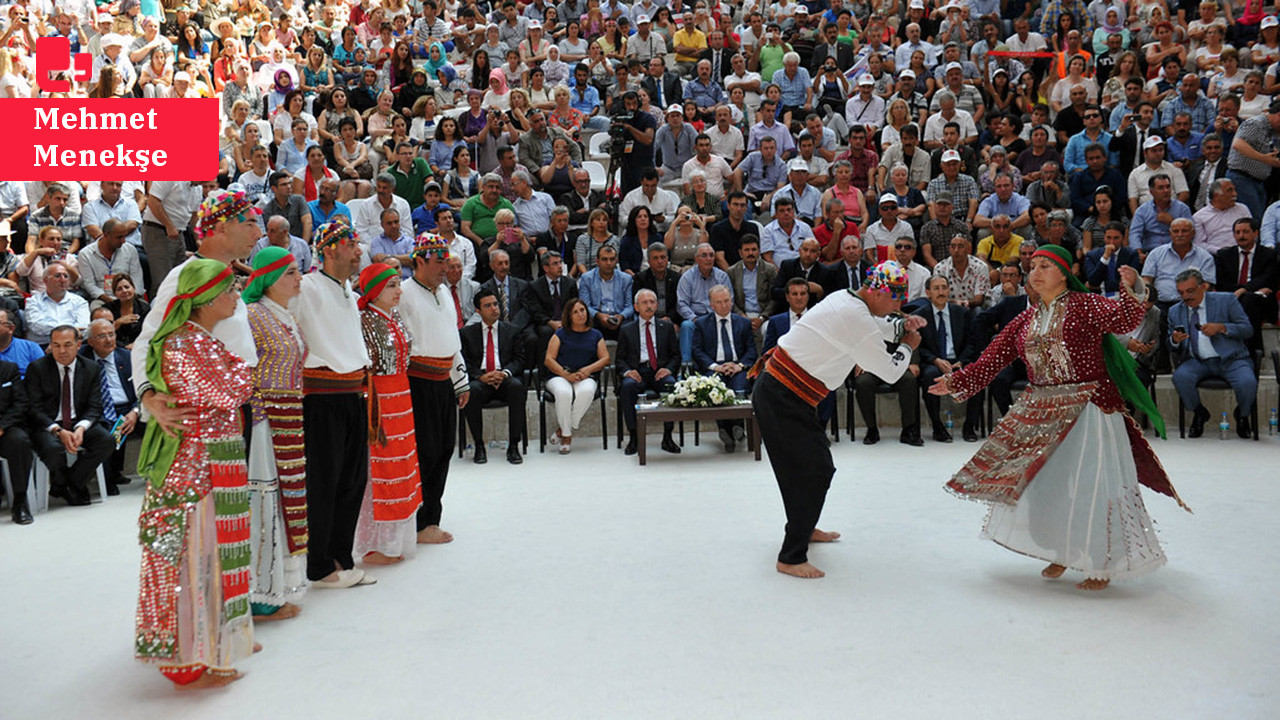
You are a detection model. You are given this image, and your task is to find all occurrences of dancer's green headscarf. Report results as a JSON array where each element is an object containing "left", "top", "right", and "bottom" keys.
[
  {"left": 1031, "top": 244, "right": 1166, "bottom": 438},
  {"left": 137, "top": 259, "right": 237, "bottom": 489},
  {"left": 243, "top": 246, "right": 293, "bottom": 303}
]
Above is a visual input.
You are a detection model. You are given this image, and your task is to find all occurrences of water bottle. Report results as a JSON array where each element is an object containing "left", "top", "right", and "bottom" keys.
[
  {"left": 1269, "top": 408, "right": 1277, "bottom": 436},
  {"left": 945, "top": 411, "right": 954, "bottom": 432},
  {"left": 1219, "top": 412, "right": 1230, "bottom": 440}
]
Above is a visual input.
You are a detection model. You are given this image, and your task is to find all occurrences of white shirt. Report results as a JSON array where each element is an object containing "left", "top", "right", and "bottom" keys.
[
  {"left": 1128, "top": 161, "right": 1190, "bottom": 207},
  {"left": 297, "top": 272, "right": 371, "bottom": 374},
  {"left": 681, "top": 155, "right": 735, "bottom": 197},
  {"left": 447, "top": 234, "right": 478, "bottom": 280},
  {"left": 142, "top": 181, "right": 202, "bottom": 228},
  {"left": 132, "top": 255, "right": 258, "bottom": 398},
  {"left": 705, "top": 124, "right": 745, "bottom": 162},
  {"left": 351, "top": 194, "right": 414, "bottom": 245},
  {"left": 777, "top": 291, "right": 911, "bottom": 389},
  {"left": 25, "top": 292, "right": 89, "bottom": 346},
  {"left": 923, "top": 109, "right": 978, "bottom": 144},
  {"left": 49, "top": 360, "right": 92, "bottom": 432},
  {"left": 400, "top": 277, "right": 468, "bottom": 392},
  {"left": 713, "top": 313, "right": 736, "bottom": 364},
  {"left": 618, "top": 187, "right": 681, "bottom": 228}
]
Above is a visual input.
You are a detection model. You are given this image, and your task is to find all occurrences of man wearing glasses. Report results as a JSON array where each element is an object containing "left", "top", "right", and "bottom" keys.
[
  {"left": 81, "top": 318, "right": 140, "bottom": 495},
  {"left": 1062, "top": 105, "right": 1114, "bottom": 177}
]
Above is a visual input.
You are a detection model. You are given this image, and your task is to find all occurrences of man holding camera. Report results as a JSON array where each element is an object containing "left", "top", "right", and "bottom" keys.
[{"left": 611, "top": 91, "right": 658, "bottom": 196}]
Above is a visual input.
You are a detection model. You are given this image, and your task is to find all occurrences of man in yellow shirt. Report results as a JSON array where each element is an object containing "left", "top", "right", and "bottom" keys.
[
  {"left": 975, "top": 214, "right": 1023, "bottom": 284},
  {"left": 672, "top": 12, "right": 707, "bottom": 76}
]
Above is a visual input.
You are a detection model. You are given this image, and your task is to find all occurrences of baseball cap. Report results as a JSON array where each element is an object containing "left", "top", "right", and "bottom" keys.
[
  {"left": 934, "top": 191, "right": 954, "bottom": 205},
  {"left": 1263, "top": 16, "right": 1279, "bottom": 29},
  {"left": 941, "top": 149, "right": 961, "bottom": 163},
  {"left": 1143, "top": 135, "right": 1165, "bottom": 149},
  {"left": 901, "top": 69, "right": 916, "bottom": 80},
  {"left": 945, "top": 61, "right": 963, "bottom": 73},
  {"left": 528, "top": 19, "right": 542, "bottom": 29},
  {"left": 787, "top": 158, "right": 810, "bottom": 172},
  {"left": 795, "top": 6, "right": 809, "bottom": 14},
  {"left": 878, "top": 193, "right": 899, "bottom": 206},
  {"left": 858, "top": 74, "right": 874, "bottom": 86},
  {"left": 636, "top": 14, "right": 651, "bottom": 24},
  {"left": 666, "top": 104, "right": 683, "bottom": 115}
]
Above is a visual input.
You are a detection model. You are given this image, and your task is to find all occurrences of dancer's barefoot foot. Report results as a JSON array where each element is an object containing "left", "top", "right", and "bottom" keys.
[
  {"left": 1041, "top": 563, "right": 1066, "bottom": 579},
  {"left": 810, "top": 528, "right": 841, "bottom": 542},
  {"left": 417, "top": 525, "right": 454, "bottom": 544},
  {"left": 253, "top": 642, "right": 263, "bottom": 654},
  {"left": 177, "top": 671, "right": 243, "bottom": 690},
  {"left": 254, "top": 602, "right": 301, "bottom": 622},
  {"left": 776, "top": 561, "right": 825, "bottom": 578},
  {"left": 363, "top": 551, "right": 404, "bottom": 565},
  {"left": 1076, "top": 578, "right": 1110, "bottom": 591}
]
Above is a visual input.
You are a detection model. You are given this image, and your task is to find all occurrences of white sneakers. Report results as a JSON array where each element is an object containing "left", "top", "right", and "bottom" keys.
[{"left": 312, "top": 568, "right": 377, "bottom": 589}]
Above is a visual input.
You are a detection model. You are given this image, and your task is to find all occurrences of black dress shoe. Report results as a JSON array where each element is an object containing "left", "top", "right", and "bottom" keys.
[
  {"left": 932, "top": 428, "right": 953, "bottom": 443},
  {"left": 48, "top": 484, "right": 71, "bottom": 502},
  {"left": 473, "top": 447, "right": 488, "bottom": 464},
  {"left": 66, "top": 486, "right": 91, "bottom": 506},
  {"left": 1236, "top": 410, "right": 1252, "bottom": 439},
  {"left": 106, "top": 482, "right": 121, "bottom": 496},
  {"left": 1188, "top": 406, "right": 1210, "bottom": 438},
  {"left": 900, "top": 428, "right": 924, "bottom": 446},
  {"left": 506, "top": 447, "right": 523, "bottom": 464},
  {"left": 660, "top": 436, "right": 682, "bottom": 454},
  {"left": 862, "top": 427, "right": 880, "bottom": 445},
  {"left": 962, "top": 427, "right": 978, "bottom": 442},
  {"left": 624, "top": 435, "right": 638, "bottom": 455},
  {"left": 10, "top": 496, "right": 32, "bottom": 525},
  {"left": 111, "top": 475, "right": 132, "bottom": 486}
]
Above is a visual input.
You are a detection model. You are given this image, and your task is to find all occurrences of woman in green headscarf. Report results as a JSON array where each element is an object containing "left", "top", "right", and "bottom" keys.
[
  {"left": 134, "top": 259, "right": 257, "bottom": 689},
  {"left": 243, "top": 247, "right": 309, "bottom": 623},
  {"left": 929, "top": 245, "right": 1188, "bottom": 592}
]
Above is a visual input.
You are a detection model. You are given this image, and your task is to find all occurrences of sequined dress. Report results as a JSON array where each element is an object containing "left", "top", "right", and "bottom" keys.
[
  {"left": 246, "top": 299, "right": 309, "bottom": 612},
  {"left": 945, "top": 289, "right": 1178, "bottom": 581},
  {"left": 354, "top": 305, "right": 423, "bottom": 559},
  {"left": 135, "top": 323, "right": 255, "bottom": 684}
]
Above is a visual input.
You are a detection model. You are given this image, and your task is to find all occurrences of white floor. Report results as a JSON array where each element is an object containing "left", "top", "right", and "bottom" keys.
[{"left": 3, "top": 431, "right": 1278, "bottom": 719}]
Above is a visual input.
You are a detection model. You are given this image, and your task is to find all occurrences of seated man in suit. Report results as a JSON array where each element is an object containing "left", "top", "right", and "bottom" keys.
[
  {"left": 616, "top": 289, "right": 681, "bottom": 456},
  {"left": 975, "top": 283, "right": 1034, "bottom": 415},
  {"left": 764, "top": 278, "right": 839, "bottom": 427},
  {"left": 460, "top": 289, "right": 528, "bottom": 465},
  {"left": 81, "top": 318, "right": 141, "bottom": 493},
  {"left": 479, "top": 248, "right": 532, "bottom": 337},
  {"left": 1084, "top": 221, "right": 1144, "bottom": 294},
  {"left": 632, "top": 242, "right": 682, "bottom": 325},
  {"left": 534, "top": 206, "right": 578, "bottom": 272},
  {"left": 522, "top": 251, "right": 579, "bottom": 365},
  {"left": 821, "top": 234, "right": 875, "bottom": 295},
  {"left": 446, "top": 255, "right": 481, "bottom": 327},
  {"left": 25, "top": 325, "right": 115, "bottom": 506},
  {"left": 728, "top": 234, "right": 776, "bottom": 342},
  {"left": 692, "top": 284, "right": 757, "bottom": 452},
  {"left": 558, "top": 169, "right": 605, "bottom": 240},
  {"left": 0, "top": 359, "right": 33, "bottom": 523},
  {"left": 772, "top": 238, "right": 830, "bottom": 310},
  {"left": 915, "top": 277, "right": 984, "bottom": 442},
  {"left": 1169, "top": 269, "right": 1258, "bottom": 438},
  {"left": 577, "top": 245, "right": 635, "bottom": 341},
  {"left": 1213, "top": 217, "right": 1278, "bottom": 353}
]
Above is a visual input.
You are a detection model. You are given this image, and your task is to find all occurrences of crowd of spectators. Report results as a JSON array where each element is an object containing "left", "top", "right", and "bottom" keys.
[{"left": 2, "top": 0, "right": 1280, "bottom": 521}]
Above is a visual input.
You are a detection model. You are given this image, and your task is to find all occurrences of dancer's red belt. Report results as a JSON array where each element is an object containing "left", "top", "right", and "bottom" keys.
[
  {"left": 757, "top": 347, "right": 827, "bottom": 408},
  {"left": 408, "top": 355, "right": 453, "bottom": 381}
]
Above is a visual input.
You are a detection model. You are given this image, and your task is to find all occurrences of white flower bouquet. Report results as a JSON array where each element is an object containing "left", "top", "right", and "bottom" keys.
[{"left": 662, "top": 374, "right": 738, "bottom": 408}]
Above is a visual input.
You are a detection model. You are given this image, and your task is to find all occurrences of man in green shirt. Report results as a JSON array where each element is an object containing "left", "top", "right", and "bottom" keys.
[
  {"left": 388, "top": 141, "right": 433, "bottom": 208},
  {"left": 460, "top": 173, "right": 516, "bottom": 244}
]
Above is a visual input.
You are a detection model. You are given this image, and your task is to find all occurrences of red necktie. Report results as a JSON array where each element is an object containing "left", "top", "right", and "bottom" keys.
[
  {"left": 452, "top": 285, "right": 464, "bottom": 328},
  {"left": 485, "top": 325, "right": 496, "bottom": 373},
  {"left": 60, "top": 365, "right": 72, "bottom": 429},
  {"left": 645, "top": 321, "right": 658, "bottom": 371},
  {"left": 1239, "top": 250, "right": 1250, "bottom": 288}
]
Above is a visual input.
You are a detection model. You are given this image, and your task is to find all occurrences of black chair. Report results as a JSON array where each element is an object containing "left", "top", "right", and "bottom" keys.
[
  {"left": 537, "top": 366, "right": 610, "bottom": 452},
  {"left": 843, "top": 373, "right": 906, "bottom": 442},
  {"left": 1175, "top": 349, "right": 1262, "bottom": 440},
  {"left": 456, "top": 369, "right": 532, "bottom": 458}
]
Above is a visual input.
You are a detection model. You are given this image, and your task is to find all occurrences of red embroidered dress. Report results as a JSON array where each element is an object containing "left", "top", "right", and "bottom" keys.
[{"left": 135, "top": 323, "right": 255, "bottom": 683}]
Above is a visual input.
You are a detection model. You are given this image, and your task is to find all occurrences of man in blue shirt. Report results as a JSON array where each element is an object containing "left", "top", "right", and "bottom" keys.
[
  {"left": 770, "top": 52, "right": 812, "bottom": 119},
  {"left": 0, "top": 308, "right": 42, "bottom": 376},
  {"left": 735, "top": 136, "right": 787, "bottom": 213},
  {"left": 683, "top": 59, "right": 724, "bottom": 122},
  {"left": 577, "top": 245, "right": 634, "bottom": 340},
  {"left": 1166, "top": 112, "right": 1205, "bottom": 167},
  {"left": 1129, "top": 174, "right": 1194, "bottom": 255},
  {"left": 567, "top": 64, "right": 610, "bottom": 132},
  {"left": 974, "top": 174, "right": 1031, "bottom": 233},
  {"left": 1062, "top": 104, "right": 1114, "bottom": 175},
  {"left": 369, "top": 209, "right": 415, "bottom": 278},
  {"left": 307, "top": 178, "right": 352, "bottom": 229}
]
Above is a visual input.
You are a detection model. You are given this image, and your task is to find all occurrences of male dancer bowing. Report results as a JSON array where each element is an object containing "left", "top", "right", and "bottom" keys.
[
  {"left": 398, "top": 233, "right": 469, "bottom": 545},
  {"left": 752, "top": 261, "right": 924, "bottom": 578},
  {"left": 297, "top": 221, "right": 376, "bottom": 589}
]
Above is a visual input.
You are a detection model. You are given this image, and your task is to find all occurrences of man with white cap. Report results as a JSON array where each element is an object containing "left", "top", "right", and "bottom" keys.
[
  {"left": 927, "top": 149, "right": 980, "bottom": 225},
  {"left": 887, "top": 70, "right": 928, "bottom": 126},
  {"left": 655, "top": 104, "right": 699, "bottom": 187},
  {"left": 1128, "top": 135, "right": 1191, "bottom": 212},
  {"left": 929, "top": 61, "right": 985, "bottom": 125},
  {"left": 863, "top": 194, "right": 917, "bottom": 264},
  {"left": 771, "top": 159, "right": 823, "bottom": 224},
  {"left": 931, "top": 42, "right": 980, "bottom": 86},
  {"left": 628, "top": 13, "right": 666, "bottom": 63},
  {"left": 92, "top": 34, "right": 137, "bottom": 95},
  {"left": 844, "top": 73, "right": 886, "bottom": 134}
]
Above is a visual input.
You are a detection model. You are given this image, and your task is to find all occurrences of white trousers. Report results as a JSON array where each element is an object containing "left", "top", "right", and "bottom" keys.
[{"left": 545, "top": 376, "right": 597, "bottom": 437}]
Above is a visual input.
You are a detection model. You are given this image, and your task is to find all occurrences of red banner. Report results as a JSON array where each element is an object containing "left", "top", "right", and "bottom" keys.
[{"left": 0, "top": 98, "right": 221, "bottom": 181}]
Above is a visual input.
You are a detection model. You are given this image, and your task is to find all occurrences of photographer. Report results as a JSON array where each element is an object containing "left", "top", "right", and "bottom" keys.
[{"left": 612, "top": 90, "right": 658, "bottom": 196}]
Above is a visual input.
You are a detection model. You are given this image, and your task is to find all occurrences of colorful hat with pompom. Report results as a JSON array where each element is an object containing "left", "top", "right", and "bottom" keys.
[
  {"left": 864, "top": 260, "right": 909, "bottom": 301},
  {"left": 194, "top": 189, "right": 260, "bottom": 239},
  {"left": 411, "top": 231, "right": 450, "bottom": 259}
]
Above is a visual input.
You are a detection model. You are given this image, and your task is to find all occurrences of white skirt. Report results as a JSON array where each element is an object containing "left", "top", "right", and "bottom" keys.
[
  {"left": 981, "top": 404, "right": 1167, "bottom": 581},
  {"left": 354, "top": 476, "right": 419, "bottom": 560},
  {"left": 247, "top": 421, "right": 308, "bottom": 607}
]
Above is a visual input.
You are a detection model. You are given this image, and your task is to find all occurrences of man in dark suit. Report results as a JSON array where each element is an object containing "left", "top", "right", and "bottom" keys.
[
  {"left": 692, "top": 284, "right": 758, "bottom": 452},
  {"left": 1108, "top": 102, "right": 1164, "bottom": 177},
  {"left": 25, "top": 325, "right": 114, "bottom": 506},
  {"left": 727, "top": 235, "right": 776, "bottom": 343},
  {"left": 522, "top": 250, "right": 579, "bottom": 364},
  {"left": 617, "top": 288, "right": 682, "bottom": 455},
  {"left": 460, "top": 289, "right": 528, "bottom": 464},
  {"left": 640, "top": 56, "right": 683, "bottom": 112},
  {"left": 81, "top": 318, "right": 141, "bottom": 492},
  {"left": 821, "top": 234, "right": 876, "bottom": 294},
  {"left": 1084, "top": 221, "right": 1145, "bottom": 294},
  {"left": 632, "top": 242, "right": 682, "bottom": 324},
  {"left": 808, "top": 23, "right": 855, "bottom": 73},
  {"left": 558, "top": 170, "right": 606, "bottom": 236},
  {"left": 1169, "top": 269, "right": 1258, "bottom": 438},
  {"left": 1185, "top": 132, "right": 1229, "bottom": 209},
  {"left": 534, "top": 207, "right": 578, "bottom": 273},
  {"left": 772, "top": 238, "right": 832, "bottom": 309},
  {"left": 480, "top": 247, "right": 532, "bottom": 337},
  {"left": 0, "top": 359, "right": 33, "bottom": 523},
  {"left": 915, "top": 277, "right": 983, "bottom": 442},
  {"left": 697, "top": 30, "right": 736, "bottom": 84},
  {"left": 1213, "top": 217, "right": 1278, "bottom": 352}
]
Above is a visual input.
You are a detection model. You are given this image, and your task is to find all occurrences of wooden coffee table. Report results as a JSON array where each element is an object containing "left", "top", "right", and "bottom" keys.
[{"left": 634, "top": 401, "right": 760, "bottom": 465}]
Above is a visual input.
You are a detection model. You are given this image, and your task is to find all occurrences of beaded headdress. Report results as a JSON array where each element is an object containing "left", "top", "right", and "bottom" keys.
[
  {"left": 313, "top": 219, "right": 359, "bottom": 253},
  {"left": 412, "top": 231, "right": 450, "bottom": 259},
  {"left": 194, "top": 190, "right": 260, "bottom": 239},
  {"left": 864, "top": 260, "right": 909, "bottom": 301}
]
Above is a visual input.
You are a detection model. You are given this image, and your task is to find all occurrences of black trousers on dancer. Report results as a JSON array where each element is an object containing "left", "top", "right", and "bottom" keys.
[
  {"left": 753, "top": 372, "right": 836, "bottom": 566},
  {"left": 410, "top": 376, "right": 455, "bottom": 530},
  {"left": 302, "top": 392, "right": 368, "bottom": 581}
]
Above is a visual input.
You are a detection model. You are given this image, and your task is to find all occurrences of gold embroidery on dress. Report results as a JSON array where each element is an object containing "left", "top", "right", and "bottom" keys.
[{"left": 1024, "top": 294, "right": 1073, "bottom": 385}]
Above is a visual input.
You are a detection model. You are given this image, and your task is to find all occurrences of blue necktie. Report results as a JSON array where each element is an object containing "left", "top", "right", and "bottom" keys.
[
  {"left": 720, "top": 318, "right": 733, "bottom": 363},
  {"left": 1106, "top": 253, "right": 1119, "bottom": 291},
  {"left": 98, "top": 359, "right": 118, "bottom": 423},
  {"left": 937, "top": 309, "right": 949, "bottom": 360}
]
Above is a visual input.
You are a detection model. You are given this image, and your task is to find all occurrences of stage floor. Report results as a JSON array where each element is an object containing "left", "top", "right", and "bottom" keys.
[{"left": 4, "top": 432, "right": 1277, "bottom": 719}]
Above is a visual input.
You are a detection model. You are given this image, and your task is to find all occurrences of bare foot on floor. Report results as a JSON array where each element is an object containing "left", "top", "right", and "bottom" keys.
[
  {"left": 177, "top": 671, "right": 242, "bottom": 690},
  {"left": 253, "top": 642, "right": 263, "bottom": 654},
  {"left": 363, "top": 551, "right": 404, "bottom": 565},
  {"left": 254, "top": 603, "right": 302, "bottom": 622},
  {"left": 1041, "top": 563, "right": 1066, "bottom": 579},
  {"left": 810, "top": 528, "right": 841, "bottom": 542},
  {"left": 417, "top": 526, "right": 454, "bottom": 544},
  {"left": 1076, "top": 578, "right": 1110, "bottom": 591},
  {"left": 776, "top": 561, "right": 825, "bottom": 578}
]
